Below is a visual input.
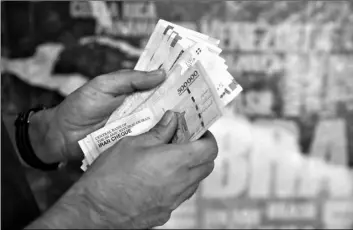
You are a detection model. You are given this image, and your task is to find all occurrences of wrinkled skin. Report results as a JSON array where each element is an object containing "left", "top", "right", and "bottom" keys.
[
  {"left": 69, "top": 111, "right": 218, "bottom": 228},
  {"left": 43, "top": 70, "right": 167, "bottom": 162},
  {"left": 31, "top": 69, "right": 218, "bottom": 229}
]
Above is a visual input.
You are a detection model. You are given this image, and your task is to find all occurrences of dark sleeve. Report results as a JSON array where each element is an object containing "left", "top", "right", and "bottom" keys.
[{"left": 1, "top": 119, "right": 41, "bottom": 230}]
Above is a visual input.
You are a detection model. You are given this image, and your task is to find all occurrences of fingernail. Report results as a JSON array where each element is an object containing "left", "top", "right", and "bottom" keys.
[
  {"left": 148, "top": 69, "right": 165, "bottom": 76},
  {"left": 160, "top": 110, "right": 175, "bottom": 126}
]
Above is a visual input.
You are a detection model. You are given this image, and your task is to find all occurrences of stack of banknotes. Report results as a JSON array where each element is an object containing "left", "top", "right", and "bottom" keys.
[{"left": 79, "top": 19, "right": 243, "bottom": 171}]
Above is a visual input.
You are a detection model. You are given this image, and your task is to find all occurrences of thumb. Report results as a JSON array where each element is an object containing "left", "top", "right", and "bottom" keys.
[
  {"left": 88, "top": 69, "right": 166, "bottom": 97},
  {"left": 134, "top": 110, "right": 178, "bottom": 147}
]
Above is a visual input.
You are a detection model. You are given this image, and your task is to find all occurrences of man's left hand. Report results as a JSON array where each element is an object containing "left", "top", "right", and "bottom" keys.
[{"left": 29, "top": 70, "right": 165, "bottom": 163}]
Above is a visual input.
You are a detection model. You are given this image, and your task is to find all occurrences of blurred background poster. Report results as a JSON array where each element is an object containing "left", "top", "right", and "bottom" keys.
[{"left": 1, "top": 1, "right": 353, "bottom": 229}]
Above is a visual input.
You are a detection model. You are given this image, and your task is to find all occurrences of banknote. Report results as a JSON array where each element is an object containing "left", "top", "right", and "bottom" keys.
[
  {"left": 106, "top": 42, "right": 238, "bottom": 125},
  {"left": 105, "top": 21, "right": 223, "bottom": 125},
  {"left": 79, "top": 19, "right": 243, "bottom": 171},
  {"left": 80, "top": 62, "right": 225, "bottom": 169},
  {"left": 140, "top": 25, "right": 221, "bottom": 70},
  {"left": 144, "top": 61, "right": 224, "bottom": 139},
  {"left": 135, "top": 19, "right": 220, "bottom": 71}
]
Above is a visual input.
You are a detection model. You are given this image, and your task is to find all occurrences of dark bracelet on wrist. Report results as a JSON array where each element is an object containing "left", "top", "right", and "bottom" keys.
[{"left": 14, "top": 105, "right": 61, "bottom": 171}]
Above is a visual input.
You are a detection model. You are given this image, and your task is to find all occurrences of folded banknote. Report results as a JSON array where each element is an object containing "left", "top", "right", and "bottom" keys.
[{"left": 79, "top": 19, "right": 242, "bottom": 171}]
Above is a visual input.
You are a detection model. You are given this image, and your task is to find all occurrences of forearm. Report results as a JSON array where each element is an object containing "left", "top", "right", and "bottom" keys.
[
  {"left": 28, "top": 108, "right": 67, "bottom": 164},
  {"left": 25, "top": 179, "right": 131, "bottom": 229},
  {"left": 25, "top": 184, "right": 105, "bottom": 229}
]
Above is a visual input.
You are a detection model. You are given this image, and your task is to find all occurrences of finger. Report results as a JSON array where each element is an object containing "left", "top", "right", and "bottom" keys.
[
  {"left": 152, "top": 213, "right": 171, "bottom": 228},
  {"left": 177, "top": 131, "right": 218, "bottom": 168},
  {"left": 171, "top": 162, "right": 214, "bottom": 210},
  {"left": 188, "top": 161, "right": 215, "bottom": 185},
  {"left": 171, "top": 183, "right": 199, "bottom": 210},
  {"left": 133, "top": 111, "right": 178, "bottom": 146},
  {"left": 89, "top": 69, "right": 166, "bottom": 96}
]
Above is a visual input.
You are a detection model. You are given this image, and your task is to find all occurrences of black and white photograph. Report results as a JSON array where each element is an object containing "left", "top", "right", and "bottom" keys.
[{"left": 1, "top": 1, "right": 353, "bottom": 229}]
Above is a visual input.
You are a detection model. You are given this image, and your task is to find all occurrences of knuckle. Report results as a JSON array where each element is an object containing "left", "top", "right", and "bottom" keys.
[
  {"left": 210, "top": 148, "right": 218, "bottom": 161},
  {"left": 155, "top": 213, "right": 171, "bottom": 226},
  {"left": 206, "top": 143, "right": 218, "bottom": 161},
  {"left": 208, "top": 137, "right": 219, "bottom": 154},
  {"left": 186, "top": 184, "right": 199, "bottom": 198},
  {"left": 202, "top": 162, "right": 215, "bottom": 178},
  {"left": 207, "top": 162, "right": 215, "bottom": 174},
  {"left": 165, "top": 196, "right": 177, "bottom": 212},
  {"left": 170, "top": 196, "right": 182, "bottom": 212},
  {"left": 213, "top": 139, "right": 219, "bottom": 153},
  {"left": 205, "top": 131, "right": 218, "bottom": 149},
  {"left": 151, "top": 125, "right": 164, "bottom": 140},
  {"left": 163, "top": 213, "right": 171, "bottom": 222},
  {"left": 189, "top": 185, "right": 199, "bottom": 198}
]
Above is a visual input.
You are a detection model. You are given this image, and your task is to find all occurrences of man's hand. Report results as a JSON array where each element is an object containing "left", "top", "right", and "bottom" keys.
[
  {"left": 29, "top": 70, "right": 166, "bottom": 163},
  {"left": 26, "top": 111, "right": 218, "bottom": 229}
]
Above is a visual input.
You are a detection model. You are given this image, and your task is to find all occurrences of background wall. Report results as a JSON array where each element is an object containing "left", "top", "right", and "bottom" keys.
[{"left": 2, "top": 1, "right": 353, "bottom": 229}]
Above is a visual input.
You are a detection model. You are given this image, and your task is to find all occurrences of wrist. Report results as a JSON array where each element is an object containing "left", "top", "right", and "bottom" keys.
[
  {"left": 26, "top": 187, "right": 99, "bottom": 229},
  {"left": 28, "top": 107, "right": 67, "bottom": 164},
  {"left": 27, "top": 181, "right": 118, "bottom": 229}
]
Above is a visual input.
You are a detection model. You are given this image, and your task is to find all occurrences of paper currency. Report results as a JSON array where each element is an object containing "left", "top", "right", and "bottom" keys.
[
  {"left": 79, "top": 19, "right": 242, "bottom": 171},
  {"left": 105, "top": 21, "right": 223, "bottom": 125}
]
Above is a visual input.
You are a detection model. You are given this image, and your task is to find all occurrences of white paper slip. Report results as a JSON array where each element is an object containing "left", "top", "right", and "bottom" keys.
[
  {"left": 85, "top": 108, "right": 156, "bottom": 155},
  {"left": 78, "top": 138, "right": 94, "bottom": 165}
]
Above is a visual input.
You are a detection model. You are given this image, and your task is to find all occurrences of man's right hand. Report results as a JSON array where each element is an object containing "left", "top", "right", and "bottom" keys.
[{"left": 68, "top": 110, "right": 218, "bottom": 229}]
